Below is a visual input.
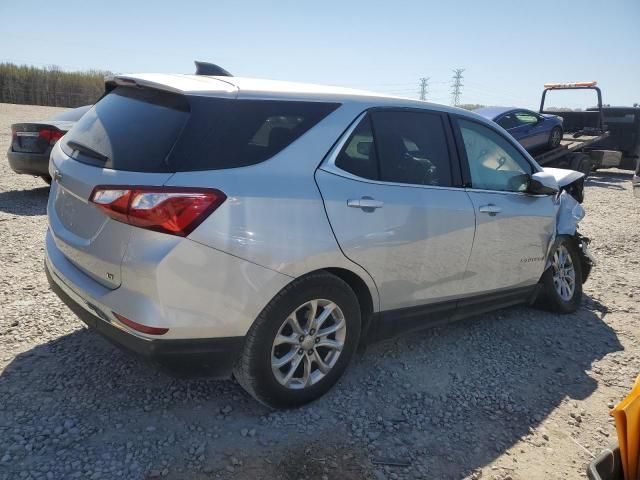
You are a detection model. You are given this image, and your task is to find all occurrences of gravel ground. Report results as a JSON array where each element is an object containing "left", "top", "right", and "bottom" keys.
[{"left": 0, "top": 102, "right": 639, "bottom": 480}]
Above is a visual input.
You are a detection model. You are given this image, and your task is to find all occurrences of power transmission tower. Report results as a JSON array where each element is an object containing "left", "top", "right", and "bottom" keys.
[
  {"left": 418, "top": 77, "right": 429, "bottom": 101},
  {"left": 450, "top": 68, "right": 465, "bottom": 106}
]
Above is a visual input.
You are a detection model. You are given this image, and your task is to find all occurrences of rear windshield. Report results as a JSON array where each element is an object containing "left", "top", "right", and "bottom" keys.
[{"left": 62, "top": 87, "right": 339, "bottom": 172}]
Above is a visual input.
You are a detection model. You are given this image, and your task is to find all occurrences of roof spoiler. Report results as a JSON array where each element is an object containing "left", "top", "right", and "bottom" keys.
[{"left": 194, "top": 61, "right": 232, "bottom": 77}]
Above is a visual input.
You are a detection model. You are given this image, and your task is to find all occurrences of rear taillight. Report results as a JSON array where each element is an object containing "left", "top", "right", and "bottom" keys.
[
  {"left": 38, "top": 128, "right": 64, "bottom": 145},
  {"left": 90, "top": 186, "right": 226, "bottom": 236}
]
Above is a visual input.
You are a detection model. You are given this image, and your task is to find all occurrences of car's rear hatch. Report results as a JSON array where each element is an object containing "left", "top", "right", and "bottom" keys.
[
  {"left": 48, "top": 74, "right": 340, "bottom": 290},
  {"left": 48, "top": 85, "right": 194, "bottom": 289}
]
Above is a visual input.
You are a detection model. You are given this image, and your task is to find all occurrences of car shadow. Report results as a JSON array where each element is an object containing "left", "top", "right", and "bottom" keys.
[
  {"left": 0, "top": 296, "right": 621, "bottom": 479},
  {"left": 0, "top": 187, "right": 49, "bottom": 216},
  {"left": 586, "top": 170, "right": 632, "bottom": 191}
]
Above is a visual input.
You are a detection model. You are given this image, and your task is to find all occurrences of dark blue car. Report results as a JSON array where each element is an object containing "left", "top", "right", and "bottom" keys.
[{"left": 475, "top": 107, "right": 564, "bottom": 152}]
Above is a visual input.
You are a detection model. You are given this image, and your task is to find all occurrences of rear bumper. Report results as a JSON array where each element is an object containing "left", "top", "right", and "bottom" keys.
[
  {"left": 6, "top": 148, "right": 51, "bottom": 176},
  {"left": 45, "top": 251, "right": 244, "bottom": 378}
]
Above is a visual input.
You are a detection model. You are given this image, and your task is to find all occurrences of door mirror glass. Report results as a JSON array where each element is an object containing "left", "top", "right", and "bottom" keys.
[{"left": 528, "top": 172, "right": 559, "bottom": 195}]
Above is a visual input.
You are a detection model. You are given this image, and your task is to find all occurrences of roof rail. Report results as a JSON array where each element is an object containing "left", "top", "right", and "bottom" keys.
[{"left": 194, "top": 61, "right": 232, "bottom": 77}]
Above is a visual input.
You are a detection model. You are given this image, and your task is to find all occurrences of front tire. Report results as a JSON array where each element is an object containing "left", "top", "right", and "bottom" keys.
[
  {"left": 234, "top": 272, "right": 361, "bottom": 408},
  {"left": 537, "top": 236, "right": 583, "bottom": 313}
]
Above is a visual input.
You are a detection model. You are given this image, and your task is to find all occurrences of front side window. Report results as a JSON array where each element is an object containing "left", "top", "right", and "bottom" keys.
[
  {"left": 514, "top": 111, "right": 540, "bottom": 126},
  {"left": 371, "top": 111, "right": 452, "bottom": 187},
  {"left": 458, "top": 119, "right": 532, "bottom": 192}
]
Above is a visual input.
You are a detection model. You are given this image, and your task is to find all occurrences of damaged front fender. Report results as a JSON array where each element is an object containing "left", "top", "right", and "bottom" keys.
[
  {"left": 543, "top": 166, "right": 587, "bottom": 236},
  {"left": 542, "top": 167, "right": 596, "bottom": 283},
  {"left": 556, "top": 190, "right": 586, "bottom": 235}
]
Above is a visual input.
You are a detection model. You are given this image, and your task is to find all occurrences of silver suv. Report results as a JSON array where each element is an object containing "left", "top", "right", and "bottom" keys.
[{"left": 45, "top": 72, "right": 592, "bottom": 407}]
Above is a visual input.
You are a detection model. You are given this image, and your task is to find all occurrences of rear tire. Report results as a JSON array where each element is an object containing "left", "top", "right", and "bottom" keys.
[
  {"left": 536, "top": 236, "right": 583, "bottom": 313},
  {"left": 234, "top": 271, "right": 361, "bottom": 408},
  {"left": 569, "top": 153, "right": 592, "bottom": 177},
  {"left": 548, "top": 126, "right": 563, "bottom": 149}
]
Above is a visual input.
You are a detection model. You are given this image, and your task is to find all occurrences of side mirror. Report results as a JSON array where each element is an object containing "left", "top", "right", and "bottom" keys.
[{"left": 528, "top": 171, "right": 559, "bottom": 195}]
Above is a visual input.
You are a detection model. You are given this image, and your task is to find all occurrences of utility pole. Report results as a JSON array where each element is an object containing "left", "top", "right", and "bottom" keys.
[
  {"left": 450, "top": 68, "right": 465, "bottom": 106},
  {"left": 418, "top": 77, "right": 429, "bottom": 101}
]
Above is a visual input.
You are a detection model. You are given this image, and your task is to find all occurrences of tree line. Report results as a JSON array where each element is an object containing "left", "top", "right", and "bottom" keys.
[{"left": 0, "top": 63, "right": 109, "bottom": 107}]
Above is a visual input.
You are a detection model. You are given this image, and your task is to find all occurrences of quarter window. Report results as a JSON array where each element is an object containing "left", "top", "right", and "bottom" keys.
[{"left": 458, "top": 119, "right": 532, "bottom": 192}]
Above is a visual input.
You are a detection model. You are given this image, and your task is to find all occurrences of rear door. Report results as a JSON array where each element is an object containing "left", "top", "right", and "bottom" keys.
[
  {"left": 316, "top": 109, "right": 476, "bottom": 314},
  {"left": 48, "top": 87, "right": 189, "bottom": 288},
  {"left": 452, "top": 117, "right": 556, "bottom": 296}
]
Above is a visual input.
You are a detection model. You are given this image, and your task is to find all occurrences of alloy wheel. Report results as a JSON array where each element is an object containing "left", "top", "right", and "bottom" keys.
[
  {"left": 552, "top": 244, "right": 576, "bottom": 301},
  {"left": 271, "top": 299, "right": 346, "bottom": 389}
]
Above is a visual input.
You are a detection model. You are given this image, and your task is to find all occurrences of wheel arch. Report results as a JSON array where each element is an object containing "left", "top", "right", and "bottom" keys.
[
  {"left": 269, "top": 266, "right": 378, "bottom": 346},
  {"left": 322, "top": 267, "right": 375, "bottom": 342}
]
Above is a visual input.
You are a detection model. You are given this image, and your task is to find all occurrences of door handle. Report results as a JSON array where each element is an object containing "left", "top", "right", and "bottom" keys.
[
  {"left": 479, "top": 204, "right": 502, "bottom": 216},
  {"left": 347, "top": 197, "right": 384, "bottom": 210}
]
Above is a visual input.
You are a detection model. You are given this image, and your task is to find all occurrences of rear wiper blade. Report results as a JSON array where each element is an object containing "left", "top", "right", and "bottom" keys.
[{"left": 66, "top": 140, "right": 109, "bottom": 162}]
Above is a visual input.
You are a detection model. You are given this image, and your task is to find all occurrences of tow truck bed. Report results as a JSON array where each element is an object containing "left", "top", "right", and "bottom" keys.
[{"left": 534, "top": 131, "right": 609, "bottom": 166}]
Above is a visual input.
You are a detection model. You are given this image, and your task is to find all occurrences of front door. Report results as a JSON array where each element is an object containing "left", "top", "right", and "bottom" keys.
[{"left": 453, "top": 117, "right": 556, "bottom": 296}]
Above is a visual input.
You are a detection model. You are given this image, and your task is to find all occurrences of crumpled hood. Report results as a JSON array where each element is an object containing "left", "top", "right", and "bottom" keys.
[{"left": 542, "top": 167, "right": 585, "bottom": 188}]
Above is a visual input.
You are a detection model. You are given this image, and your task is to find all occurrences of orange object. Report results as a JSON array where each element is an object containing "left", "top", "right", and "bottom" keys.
[
  {"left": 543, "top": 81, "right": 598, "bottom": 88},
  {"left": 611, "top": 375, "right": 640, "bottom": 480}
]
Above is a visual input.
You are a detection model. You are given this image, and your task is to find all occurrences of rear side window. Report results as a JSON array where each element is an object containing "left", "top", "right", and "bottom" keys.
[
  {"left": 335, "top": 116, "right": 378, "bottom": 180},
  {"left": 335, "top": 111, "right": 453, "bottom": 187},
  {"left": 62, "top": 87, "right": 339, "bottom": 172},
  {"left": 371, "top": 110, "right": 453, "bottom": 187},
  {"left": 497, "top": 114, "right": 518, "bottom": 130}
]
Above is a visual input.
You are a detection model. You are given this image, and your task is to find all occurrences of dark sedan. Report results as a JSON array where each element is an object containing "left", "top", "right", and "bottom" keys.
[
  {"left": 8, "top": 105, "right": 91, "bottom": 184},
  {"left": 475, "top": 107, "right": 564, "bottom": 152}
]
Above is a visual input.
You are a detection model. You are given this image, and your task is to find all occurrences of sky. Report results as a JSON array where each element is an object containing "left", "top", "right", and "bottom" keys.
[{"left": 1, "top": 0, "right": 639, "bottom": 109}]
